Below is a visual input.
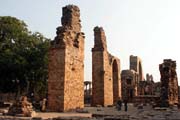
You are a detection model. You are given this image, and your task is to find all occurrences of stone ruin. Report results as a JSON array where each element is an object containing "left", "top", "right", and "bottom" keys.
[
  {"left": 48, "top": 5, "right": 85, "bottom": 111},
  {"left": 121, "top": 70, "right": 138, "bottom": 102},
  {"left": 8, "top": 96, "right": 35, "bottom": 117},
  {"left": 159, "top": 59, "right": 179, "bottom": 107},
  {"left": 46, "top": 4, "right": 179, "bottom": 113},
  {"left": 121, "top": 55, "right": 144, "bottom": 102},
  {"left": 138, "top": 73, "right": 154, "bottom": 95},
  {"left": 92, "top": 27, "right": 121, "bottom": 106},
  {"left": 130, "top": 55, "right": 144, "bottom": 81}
]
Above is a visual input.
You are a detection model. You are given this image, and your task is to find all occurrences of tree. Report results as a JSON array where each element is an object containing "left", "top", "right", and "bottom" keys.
[{"left": 0, "top": 16, "right": 50, "bottom": 99}]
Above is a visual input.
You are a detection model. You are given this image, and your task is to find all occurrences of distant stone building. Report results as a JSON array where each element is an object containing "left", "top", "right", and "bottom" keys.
[
  {"left": 121, "top": 55, "right": 144, "bottom": 102},
  {"left": 48, "top": 5, "right": 85, "bottom": 111},
  {"left": 139, "top": 73, "right": 154, "bottom": 95},
  {"left": 153, "top": 82, "right": 161, "bottom": 96},
  {"left": 130, "top": 55, "right": 144, "bottom": 81},
  {"left": 121, "top": 70, "right": 138, "bottom": 102},
  {"left": 159, "top": 59, "right": 178, "bottom": 106},
  {"left": 92, "top": 27, "right": 121, "bottom": 106}
]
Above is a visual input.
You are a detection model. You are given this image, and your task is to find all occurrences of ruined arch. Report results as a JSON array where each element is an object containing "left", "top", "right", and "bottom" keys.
[
  {"left": 130, "top": 55, "right": 144, "bottom": 81},
  {"left": 92, "top": 27, "right": 121, "bottom": 106}
]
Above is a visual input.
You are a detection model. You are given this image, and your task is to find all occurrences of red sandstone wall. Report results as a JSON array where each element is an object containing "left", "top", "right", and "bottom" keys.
[
  {"left": 92, "top": 51, "right": 104, "bottom": 106},
  {"left": 48, "top": 48, "right": 65, "bottom": 111}
]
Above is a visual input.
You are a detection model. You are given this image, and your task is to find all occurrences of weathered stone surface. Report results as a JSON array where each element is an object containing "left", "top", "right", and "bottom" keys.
[
  {"left": 121, "top": 55, "right": 157, "bottom": 103},
  {"left": 48, "top": 5, "right": 85, "bottom": 112},
  {"left": 121, "top": 55, "right": 145, "bottom": 102},
  {"left": 159, "top": 59, "right": 179, "bottom": 106},
  {"left": 138, "top": 74, "right": 154, "bottom": 95},
  {"left": 92, "top": 27, "right": 121, "bottom": 106},
  {"left": 130, "top": 55, "right": 144, "bottom": 81},
  {"left": 7, "top": 96, "right": 36, "bottom": 117},
  {"left": 84, "top": 81, "right": 92, "bottom": 104},
  {"left": 121, "top": 70, "right": 138, "bottom": 102}
]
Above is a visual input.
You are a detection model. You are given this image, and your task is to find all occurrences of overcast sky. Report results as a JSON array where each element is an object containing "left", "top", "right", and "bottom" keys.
[{"left": 1, "top": 0, "right": 180, "bottom": 83}]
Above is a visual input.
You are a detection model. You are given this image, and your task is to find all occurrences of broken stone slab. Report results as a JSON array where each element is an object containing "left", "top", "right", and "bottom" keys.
[
  {"left": 96, "top": 108, "right": 102, "bottom": 111},
  {"left": 75, "top": 108, "right": 89, "bottom": 113},
  {"left": 52, "top": 116, "right": 92, "bottom": 120},
  {"left": 96, "top": 105, "right": 102, "bottom": 107},
  {"left": 31, "top": 117, "right": 43, "bottom": 120},
  {"left": 154, "top": 107, "right": 168, "bottom": 111},
  {"left": 107, "top": 105, "right": 113, "bottom": 107},
  {"left": 7, "top": 96, "right": 36, "bottom": 117},
  {"left": 0, "top": 102, "right": 11, "bottom": 108}
]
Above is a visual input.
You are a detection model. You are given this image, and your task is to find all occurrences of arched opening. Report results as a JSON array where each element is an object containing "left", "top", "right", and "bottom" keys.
[{"left": 112, "top": 60, "right": 119, "bottom": 104}]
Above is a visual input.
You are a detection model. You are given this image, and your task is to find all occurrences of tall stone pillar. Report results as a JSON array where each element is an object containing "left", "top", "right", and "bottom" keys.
[
  {"left": 159, "top": 59, "right": 178, "bottom": 106},
  {"left": 92, "top": 27, "right": 121, "bottom": 106},
  {"left": 48, "top": 5, "right": 85, "bottom": 112}
]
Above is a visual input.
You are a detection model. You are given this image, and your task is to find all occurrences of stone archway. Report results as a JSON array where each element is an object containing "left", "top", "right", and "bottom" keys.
[
  {"left": 92, "top": 27, "right": 121, "bottom": 106},
  {"left": 130, "top": 55, "right": 144, "bottom": 81},
  {"left": 112, "top": 60, "right": 119, "bottom": 104}
]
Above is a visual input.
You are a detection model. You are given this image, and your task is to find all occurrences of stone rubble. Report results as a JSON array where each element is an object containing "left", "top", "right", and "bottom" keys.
[{"left": 7, "top": 96, "right": 36, "bottom": 117}]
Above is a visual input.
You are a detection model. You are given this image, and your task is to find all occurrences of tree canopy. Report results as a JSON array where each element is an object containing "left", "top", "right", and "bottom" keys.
[{"left": 0, "top": 16, "right": 50, "bottom": 99}]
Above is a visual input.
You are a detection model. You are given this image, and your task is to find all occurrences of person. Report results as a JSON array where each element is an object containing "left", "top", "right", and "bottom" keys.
[
  {"left": 40, "top": 98, "right": 47, "bottom": 112},
  {"left": 117, "top": 99, "right": 122, "bottom": 111},
  {"left": 124, "top": 99, "right": 128, "bottom": 111}
]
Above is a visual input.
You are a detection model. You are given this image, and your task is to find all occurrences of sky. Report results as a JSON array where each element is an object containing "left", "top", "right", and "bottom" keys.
[{"left": 1, "top": 0, "right": 180, "bottom": 83}]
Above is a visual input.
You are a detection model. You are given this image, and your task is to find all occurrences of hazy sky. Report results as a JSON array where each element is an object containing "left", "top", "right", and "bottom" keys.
[{"left": 1, "top": 0, "right": 180, "bottom": 83}]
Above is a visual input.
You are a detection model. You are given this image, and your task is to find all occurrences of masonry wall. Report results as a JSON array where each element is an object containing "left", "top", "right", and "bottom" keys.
[
  {"left": 112, "top": 58, "right": 121, "bottom": 104},
  {"left": 92, "top": 51, "right": 104, "bottom": 106},
  {"left": 159, "top": 59, "right": 178, "bottom": 106},
  {"left": 63, "top": 33, "right": 84, "bottom": 111},
  {"left": 130, "top": 55, "right": 144, "bottom": 81},
  {"left": 48, "top": 5, "right": 84, "bottom": 112},
  {"left": 92, "top": 27, "right": 121, "bottom": 106},
  {"left": 103, "top": 51, "right": 113, "bottom": 106},
  {"left": 121, "top": 70, "right": 137, "bottom": 102},
  {"left": 48, "top": 48, "right": 65, "bottom": 111}
]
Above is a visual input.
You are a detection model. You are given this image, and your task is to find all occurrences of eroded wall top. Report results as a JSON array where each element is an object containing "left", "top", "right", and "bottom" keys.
[
  {"left": 61, "top": 5, "right": 81, "bottom": 32},
  {"left": 92, "top": 26, "right": 107, "bottom": 51},
  {"left": 51, "top": 5, "right": 84, "bottom": 48}
]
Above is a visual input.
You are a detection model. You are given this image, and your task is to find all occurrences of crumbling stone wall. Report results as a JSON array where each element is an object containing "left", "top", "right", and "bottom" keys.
[
  {"left": 130, "top": 55, "right": 144, "bottom": 81},
  {"left": 121, "top": 55, "right": 146, "bottom": 101},
  {"left": 92, "top": 27, "right": 121, "bottom": 106},
  {"left": 48, "top": 5, "right": 85, "bottom": 111},
  {"left": 143, "top": 74, "right": 154, "bottom": 95},
  {"left": 121, "top": 70, "right": 138, "bottom": 102},
  {"left": 130, "top": 55, "right": 145, "bottom": 96},
  {"left": 159, "top": 59, "right": 178, "bottom": 106}
]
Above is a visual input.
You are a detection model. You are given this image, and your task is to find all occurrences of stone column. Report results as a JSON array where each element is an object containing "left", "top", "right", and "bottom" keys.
[{"left": 48, "top": 5, "right": 85, "bottom": 112}]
